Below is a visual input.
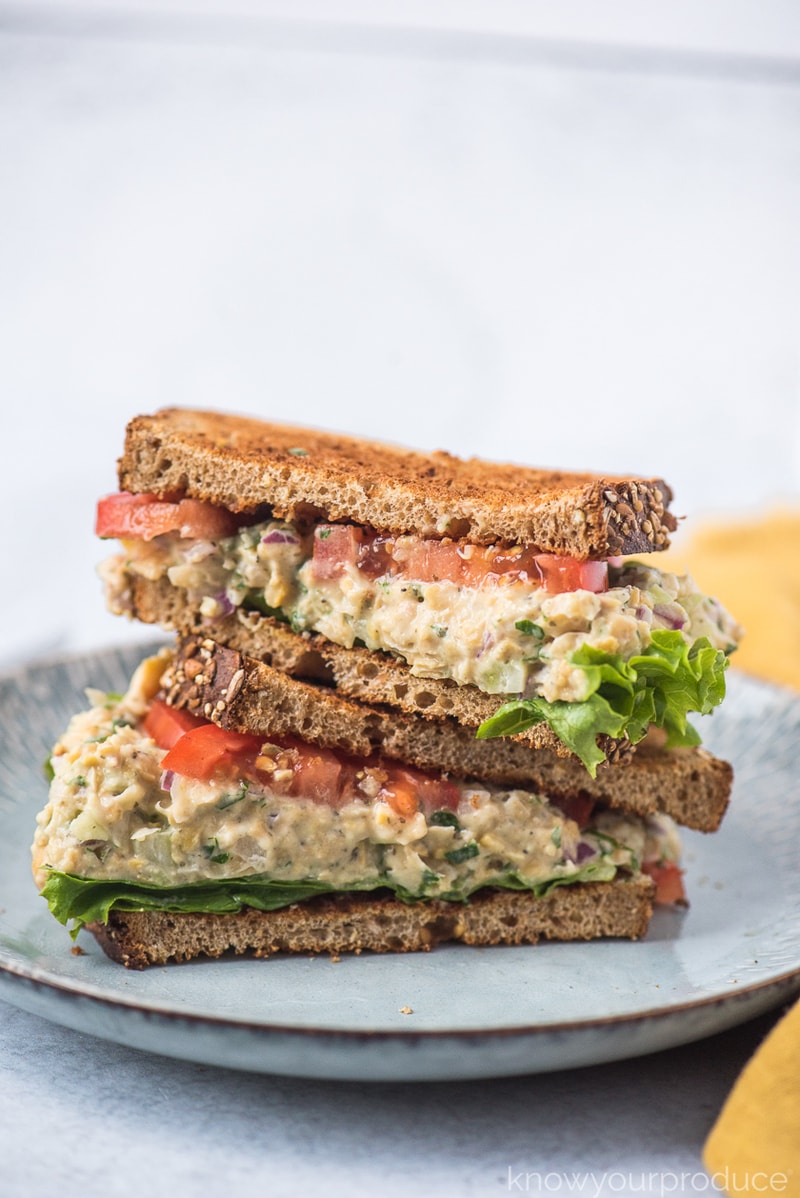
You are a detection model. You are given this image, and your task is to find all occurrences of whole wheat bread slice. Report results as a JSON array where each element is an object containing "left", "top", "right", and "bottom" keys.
[
  {"left": 87, "top": 876, "right": 656, "bottom": 968},
  {"left": 118, "top": 408, "right": 676, "bottom": 555},
  {"left": 157, "top": 635, "right": 731, "bottom": 833}
]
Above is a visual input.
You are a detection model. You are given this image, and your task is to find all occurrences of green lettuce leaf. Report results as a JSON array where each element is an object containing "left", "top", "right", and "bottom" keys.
[
  {"left": 476, "top": 630, "right": 728, "bottom": 775},
  {"left": 479, "top": 855, "right": 619, "bottom": 897},
  {"left": 242, "top": 592, "right": 288, "bottom": 622},
  {"left": 40, "top": 852, "right": 627, "bottom": 937},
  {"left": 41, "top": 872, "right": 339, "bottom": 938}
]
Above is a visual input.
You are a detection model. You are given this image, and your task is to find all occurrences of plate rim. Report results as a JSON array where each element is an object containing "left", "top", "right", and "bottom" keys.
[{"left": 1, "top": 948, "right": 799, "bottom": 1044}]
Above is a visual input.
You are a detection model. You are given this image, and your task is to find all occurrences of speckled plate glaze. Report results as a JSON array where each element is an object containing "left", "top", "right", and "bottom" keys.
[{"left": 1, "top": 644, "right": 799, "bottom": 1081}]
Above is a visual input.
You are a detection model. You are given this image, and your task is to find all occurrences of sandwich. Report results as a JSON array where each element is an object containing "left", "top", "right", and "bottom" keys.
[
  {"left": 97, "top": 408, "right": 741, "bottom": 774},
  {"left": 34, "top": 637, "right": 724, "bottom": 968},
  {"left": 32, "top": 408, "right": 740, "bottom": 966}
]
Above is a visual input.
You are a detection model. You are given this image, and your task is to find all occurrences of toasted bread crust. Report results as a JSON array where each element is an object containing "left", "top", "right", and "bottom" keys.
[
  {"left": 87, "top": 877, "right": 656, "bottom": 968},
  {"left": 160, "top": 635, "right": 731, "bottom": 833},
  {"left": 118, "top": 408, "right": 676, "bottom": 555}
]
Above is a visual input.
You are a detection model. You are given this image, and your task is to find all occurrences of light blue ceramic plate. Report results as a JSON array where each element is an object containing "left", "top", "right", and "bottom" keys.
[{"left": 1, "top": 645, "right": 798, "bottom": 1081}]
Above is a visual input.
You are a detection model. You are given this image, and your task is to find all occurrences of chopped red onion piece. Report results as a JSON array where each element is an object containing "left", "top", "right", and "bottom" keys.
[
  {"left": 262, "top": 529, "right": 299, "bottom": 545},
  {"left": 653, "top": 603, "right": 687, "bottom": 631},
  {"left": 476, "top": 631, "right": 495, "bottom": 659},
  {"left": 566, "top": 839, "right": 598, "bottom": 865},
  {"left": 214, "top": 591, "right": 236, "bottom": 616},
  {"left": 160, "top": 769, "right": 175, "bottom": 793}
]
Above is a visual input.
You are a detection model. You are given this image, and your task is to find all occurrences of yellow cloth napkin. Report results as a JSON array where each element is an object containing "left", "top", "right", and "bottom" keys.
[
  {"left": 666, "top": 508, "right": 800, "bottom": 1194},
  {"left": 657, "top": 508, "right": 800, "bottom": 690},
  {"left": 703, "top": 998, "right": 800, "bottom": 1194}
]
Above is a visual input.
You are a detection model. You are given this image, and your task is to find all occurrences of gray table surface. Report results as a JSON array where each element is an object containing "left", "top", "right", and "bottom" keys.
[{"left": 0, "top": 992, "right": 784, "bottom": 1197}]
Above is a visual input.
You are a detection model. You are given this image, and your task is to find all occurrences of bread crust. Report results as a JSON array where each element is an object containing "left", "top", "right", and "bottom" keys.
[
  {"left": 118, "top": 408, "right": 676, "bottom": 555},
  {"left": 87, "top": 877, "right": 656, "bottom": 968},
  {"left": 159, "top": 635, "right": 731, "bottom": 833}
]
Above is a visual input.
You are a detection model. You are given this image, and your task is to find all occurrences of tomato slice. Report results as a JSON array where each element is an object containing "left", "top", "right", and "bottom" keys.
[
  {"left": 96, "top": 492, "right": 241, "bottom": 542},
  {"left": 311, "top": 525, "right": 367, "bottom": 579},
  {"left": 160, "top": 723, "right": 265, "bottom": 781},
  {"left": 143, "top": 699, "right": 206, "bottom": 750},
  {"left": 642, "top": 860, "right": 687, "bottom": 905},
  {"left": 532, "top": 555, "right": 609, "bottom": 595},
  {"left": 149, "top": 698, "right": 463, "bottom": 817},
  {"left": 290, "top": 745, "right": 345, "bottom": 804},
  {"left": 96, "top": 492, "right": 160, "bottom": 538},
  {"left": 391, "top": 539, "right": 465, "bottom": 585},
  {"left": 309, "top": 521, "right": 608, "bottom": 594}
]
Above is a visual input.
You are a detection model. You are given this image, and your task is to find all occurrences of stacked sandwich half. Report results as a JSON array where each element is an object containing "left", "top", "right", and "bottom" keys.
[{"left": 33, "top": 409, "right": 740, "bottom": 966}]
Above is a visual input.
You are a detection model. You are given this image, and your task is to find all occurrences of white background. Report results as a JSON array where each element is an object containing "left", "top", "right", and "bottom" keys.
[{"left": 1, "top": 1, "right": 799, "bottom": 666}]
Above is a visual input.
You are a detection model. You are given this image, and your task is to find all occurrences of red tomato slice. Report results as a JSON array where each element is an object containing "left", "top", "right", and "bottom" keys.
[
  {"left": 152, "top": 705, "right": 463, "bottom": 816},
  {"left": 391, "top": 539, "right": 465, "bottom": 585},
  {"left": 160, "top": 723, "right": 265, "bottom": 781},
  {"left": 533, "top": 555, "right": 609, "bottom": 595},
  {"left": 642, "top": 860, "right": 687, "bottom": 905},
  {"left": 96, "top": 492, "right": 241, "bottom": 542},
  {"left": 311, "top": 525, "right": 367, "bottom": 579},
  {"left": 356, "top": 535, "right": 396, "bottom": 580},
  {"left": 308, "top": 521, "right": 608, "bottom": 594},
  {"left": 142, "top": 699, "right": 206, "bottom": 750},
  {"left": 290, "top": 745, "right": 345, "bottom": 804},
  {"left": 96, "top": 492, "right": 160, "bottom": 538}
]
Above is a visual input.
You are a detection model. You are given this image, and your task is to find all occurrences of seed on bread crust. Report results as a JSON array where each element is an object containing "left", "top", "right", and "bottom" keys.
[{"left": 603, "top": 481, "right": 675, "bottom": 556}]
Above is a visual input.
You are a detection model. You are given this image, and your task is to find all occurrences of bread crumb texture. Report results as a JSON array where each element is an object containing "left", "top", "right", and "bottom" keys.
[{"left": 119, "top": 408, "right": 675, "bottom": 554}]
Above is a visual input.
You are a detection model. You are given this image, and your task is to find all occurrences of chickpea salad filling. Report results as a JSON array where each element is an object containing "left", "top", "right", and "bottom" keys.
[
  {"left": 33, "top": 655, "right": 683, "bottom": 935},
  {"left": 97, "top": 495, "right": 742, "bottom": 772}
]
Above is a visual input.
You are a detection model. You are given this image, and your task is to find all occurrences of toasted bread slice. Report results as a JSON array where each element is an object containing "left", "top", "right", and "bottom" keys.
[
  {"left": 118, "top": 408, "right": 676, "bottom": 555},
  {"left": 87, "top": 877, "right": 656, "bottom": 968},
  {"left": 159, "top": 634, "right": 732, "bottom": 833}
]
